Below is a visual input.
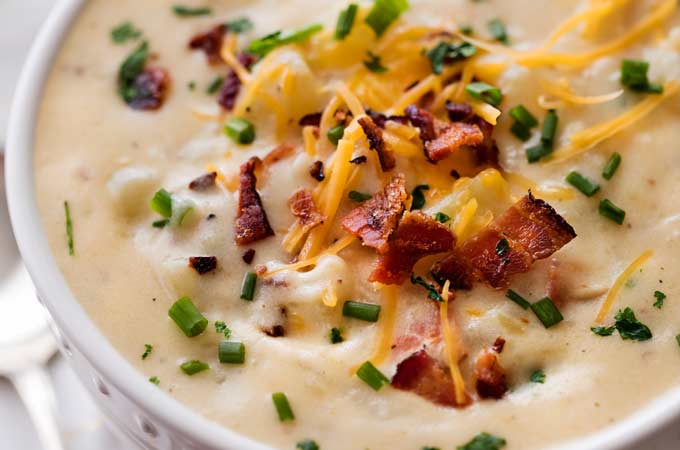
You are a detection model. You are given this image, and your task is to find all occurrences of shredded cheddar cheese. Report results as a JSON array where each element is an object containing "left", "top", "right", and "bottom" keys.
[
  {"left": 539, "top": 79, "right": 624, "bottom": 106},
  {"left": 440, "top": 280, "right": 468, "bottom": 406},
  {"left": 370, "top": 285, "right": 399, "bottom": 365},
  {"left": 263, "top": 235, "right": 356, "bottom": 278}
]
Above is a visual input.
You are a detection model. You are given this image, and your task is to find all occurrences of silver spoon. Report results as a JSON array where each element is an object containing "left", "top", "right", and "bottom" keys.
[{"left": 0, "top": 155, "right": 65, "bottom": 450}]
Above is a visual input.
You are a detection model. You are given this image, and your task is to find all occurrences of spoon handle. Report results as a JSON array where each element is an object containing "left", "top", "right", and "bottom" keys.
[{"left": 10, "top": 365, "right": 65, "bottom": 450}]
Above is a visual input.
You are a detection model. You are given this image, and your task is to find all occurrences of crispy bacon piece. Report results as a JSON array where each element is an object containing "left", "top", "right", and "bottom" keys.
[
  {"left": 288, "top": 189, "right": 326, "bottom": 234},
  {"left": 341, "top": 174, "right": 408, "bottom": 253},
  {"left": 218, "top": 52, "right": 256, "bottom": 110},
  {"left": 370, "top": 211, "right": 455, "bottom": 285},
  {"left": 445, "top": 101, "right": 474, "bottom": 122},
  {"left": 474, "top": 348, "right": 507, "bottom": 399},
  {"left": 262, "top": 143, "right": 295, "bottom": 167},
  {"left": 468, "top": 116, "right": 499, "bottom": 166},
  {"left": 366, "top": 109, "right": 409, "bottom": 128},
  {"left": 261, "top": 324, "right": 286, "bottom": 337},
  {"left": 242, "top": 248, "right": 256, "bottom": 264},
  {"left": 358, "top": 116, "right": 396, "bottom": 171},
  {"left": 391, "top": 349, "right": 457, "bottom": 407},
  {"left": 491, "top": 337, "right": 506, "bottom": 354},
  {"left": 188, "top": 24, "right": 226, "bottom": 65},
  {"left": 298, "top": 112, "right": 322, "bottom": 127},
  {"left": 188, "top": 256, "right": 218, "bottom": 274},
  {"left": 309, "top": 161, "right": 325, "bottom": 181},
  {"left": 189, "top": 172, "right": 217, "bottom": 191},
  {"left": 127, "top": 67, "right": 170, "bottom": 111},
  {"left": 405, "top": 105, "right": 484, "bottom": 162},
  {"left": 235, "top": 157, "right": 275, "bottom": 245},
  {"left": 432, "top": 194, "right": 576, "bottom": 289}
]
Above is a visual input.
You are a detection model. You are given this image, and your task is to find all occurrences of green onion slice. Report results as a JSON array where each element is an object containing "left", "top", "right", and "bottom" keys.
[
  {"left": 168, "top": 297, "right": 208, "bottom": 337},
  {"left": 335, "top": 3, "right": 358, "bottom": 40},
  {"left": 434, "top": 212, "right": 451, "bottom": 223},
  {"left": 150, "top": 189, "right": 172, "bottom": 218},
  {"left": 64, "top": 201, "right": 75, "bottom": 256},
  {"left": 206, "top": 76, "right": 223, "bottom": 94},
  {"left": 599, "top": 198, "right": 626, "bottom": 225},
  {"left": 566, "top": 171, "right": 600, "bottom": 197},
  {"left": 224, "top": 117, "right": 256, "bottom": 145},
  {"left": 540, "top": 109, "right": 558, "bottom": 145},
  {"left": 172, "top": 5, "right": 212, "bottom": 16},
  {"left": 218, "top": 341, "right": 246, "bottom": 364},
  {"left": 327, "top": 125, "right": 345, "bottom": 145},
  {"left": 240, "top": 272, "right": 257, "bottom": 301},
  {"left": 248, "top": 24, "right": 323, "bottom": 56},
  {"left": 465, "top": 81, "right": 502, "bottom": 106},
  {"left": 180, "top": 360, "right": 210, "bottom": 375},
  {"left": 365, "top": 0, "right": 410, "bottom": 37},
  {"left": 620, "top": 59, "right": 663, "bottom": 93},
  {"left": 525, "top": 142, "right": 552, "bottom": 163},
  {"left": 348, "top": 190, "right": 372, "bottom": 202},
  {"left": 343, "top": 301, "right": 381, "bottom": 322},
  {"left": 296, "top": 440, "right": 320, "bottom": 450},
  {"left": 506, "top": 289, "right": 531, "bottom": 310},
  {"left": 272, "top": 392, "right": 295, "bottom": 422},
  {"left": 530, "top": 297, "right": 564, "bottom": 328},
  {"left": 356, "top": 361, "right": 390, "bottom": 390},
  {"left": 225, "top": 17, "right": 253, "bottom": 33},
  {"left": 487, "top": 18, "right": 508, "bottom": 43},
  {"left": 410, "top": 184, "right": 430, "bottom": 210},
  {"left": 602, "top": 152, "right": 621, "bottom": 180},
  {"left": 510, "top": 121, "right": 531, "bottom": 141},
  {"left": 509, "top": 105, "right": 538, "bottom": 128}
]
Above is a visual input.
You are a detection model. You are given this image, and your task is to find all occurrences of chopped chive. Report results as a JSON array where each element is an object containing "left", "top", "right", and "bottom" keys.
[
  {"left": 434, "top": 212, "right": 451, "bottom": 223},
  {"left": 602, "top": 152, "right": 621, "bottom": 180},
  {"left": 530, "top": 297, "right": 563, "bottom": 328},
  {"left": 459, "top": 24, "right": 474, "bottom": 35},
  {"left": 566, "top": 171, "right": 600, "bottom": 197},
  {"left": 364, "top": 51, "right": 388, "bottom": 73},
  {"left": 465, "top": 81, "right": 502, "bottom": 106},
  {"left": 509, "top": 105, "right": 538, "bottom": 128},
  {"left": 540, "top": 109, "right": 558, "bottom": 145},
  {"left": 296, "top": 440, "right": 320, "bottom": 450},
  {"left": 272, "top": 392, "right": 295, "bottom": 422},
  {"left": 206, "top": 76, "right": 223, "bottom": 94},
  {"left": 168, "top": 297, "right": 208, "bottom": 337},
  {"left": 180, "top": 360, "right": 210, "bottom": 375},
  {"left": 620, "top": 59, "right": 663, "bottom": 94},
  {"left": 327, "top": 125, "right": 345, "bottom": 145},
  {"left": 224, "top": 17, "right": 253, "bottom": 33},
  {"left": 365, "top": 0, "right": 410, "bottom": 37},
  {"left": 248, "top": 24, "right": 323, "bottom": 56},
  {"left": 64, "top": 201, "right": 74, "bottom": 256},
  {"left": 215, "top": 321, "right": 232, "bottom": 338},
  {"left": 525, "top": 142, "right": 552, "bottom": 163},
  {"left": 111, "top": 21, "right": 141, "bottom": 44},
  {"left": 335, "top": 3, "right": 358, "bottom": 40},
  {"left": 410, "top": 184, "right": 430, "bottom": 210},
  {"left": 653, "top": 290, "right": 666, "bottom": 309},
  {"left": 348, "top": 190, "right": 372, "bottom": 202},
  {"left": 218, "top": 341, "right": 246, "bottom": 364},
  {"left": 329, "top": 327, "right": 344, "bottom": 344},
  {"left": 240, "top": 272, "right": 257, "bottom": 301},
  {"left": 410, "top": 273, "right": 444, "bottom": 302},
  {"left": 426, "top": 41, "right": 476, "bottom": 75},
  {"left": 343, "top": 301, "right": 381, "bottom": 322},
  {"left": 150, "top": 188, "right": 173, "bottom": 218},
  {"left": 505, "top": 289, "right": 531, "bottom": 310},
  {"left": 141, "top": 344, "right": 153, "bottom": 360},
  {"left": 599, "top": 199, "right": 626, "bottom": 225},
  {"left": 510, "top": 121, "right": 531, "bottom": 141},
  {"left": 356, "top": 361, "right": 390, "bottom": 390},
  {"left": 172, "top": 5, "right": 212, "bottom": 16},
  {"left": 591, "top": 325, "right": 615, "bottom": 336},
  {"left": 487, "top": 18, "right": 508, "bottom": 43},
  {"left": 530, "top": 369, "right": 546, "bottom": 384},
  {"left": 152, "top": 218, "right": 170, "bottom": 228},
  {"left": 149, "top": 376, "right": 160, "bottom": 386},
  {"left": 676, "top": 334, "right": 680, "bottom": 348},
  {"left": 224, "top": 117, "right": 255, "bottom": 144}
]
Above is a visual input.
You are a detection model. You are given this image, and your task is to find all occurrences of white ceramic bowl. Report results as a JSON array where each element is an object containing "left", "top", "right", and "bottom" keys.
[{"left": 6, "top": 1, "right": 680, "bottom": 449}]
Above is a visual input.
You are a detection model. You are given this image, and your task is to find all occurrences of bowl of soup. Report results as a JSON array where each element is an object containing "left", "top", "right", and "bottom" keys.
[{"left": 7, "top": 0, "right": 680, "bottom": 449}]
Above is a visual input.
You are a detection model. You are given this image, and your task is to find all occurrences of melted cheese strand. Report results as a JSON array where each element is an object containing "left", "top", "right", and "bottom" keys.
[
  {"left": 263, "top": 235, "right": 356, "bottom": 278},
  {"left": 550, "top": 81, "right": 680, "bottom": 163},
  {"left": 595, "top": 250, "right": 654, "bottom": 323},
  {"left": 540, "top": 79, "right": 624, "bottom": 106},
  {"left": 335, "top": 82, "right": 366, "bottom": 118},
  {"left": 370, "top": 285, "right": 399, "bottom": 366},
  {"left": 220, "top": 38, "right": 252, "bottom": 84},
  {"left": 303, "top": 125, "right": 318, "bottom": 156},
  {"left": 440, "top": 280, "right": 468, "bottom": 406}
]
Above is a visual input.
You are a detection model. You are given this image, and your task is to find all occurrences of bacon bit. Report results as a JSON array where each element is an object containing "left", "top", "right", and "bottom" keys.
[
  {"left": 262, "top": 143, "right": 295, "bottom": 167},
  {"left": 188, "top": 24, "right": 226, "bottom": 65},
  {"left": 242, "top": 248, "right": 256, "bottom": 264},
  {"left": 450, "top": 169, "right": 461, "bottom": 179},
  {"left": 405, "top": 104, "right": 437, "bottom": 142},
  {"left": 445, "top": 101, "right": 474, "bottom": 122},
  {"left": 341, "top": 174, "right": 408, "bottom": 254},
  {"left": 358, "top": 116, "right": 396, "bottom": 171},
  {"left": 288, "top": 188, "right": 326, "bottom": 234},
  {"left": 391, "top": 349, "right": 457, "bottom": 407},
  {"left": 366, "top": 109, "right": 409, "bottom": 128},
  {"left": 474, "top": 348, "right": 508, "bottom": 399},
  {"left": 469, "top": 116, "right": 499, "bottom": 166},
  {"left": 188, "top": 172, "right": 217, "bottom": 191},
  {"left": 432, "top": 194, "right": 576, "bottom": 289},
  {"left": 235, "top": 157, "right": 275, "bottom": 245},
  {"left": 333, "top": 108, "right": 351, "bottom": 125},
  {"left": 309, "top": 160, "right": 325, "bottom": 181},
  {"left": 127, "top": 67, "right": 170, "bottom": 111},
  {"left": 188, "top": 256, "right": 218, "bottom": 275},
  {"left": 218, "top": 52, "right": 256, "bottom": 110},
  {"left": 491, "top": 337, "right": 506, "bottom": 354},
  {"left": 349, "top": 155, "right": 368, "bottom": 165},
  {"left": 370, "top": 211, "right": 455, "bottom": 285},
  {"left": 261, "top": 324, "right": 286, "bottom": 337},
  {"left": 298, "top": 112, "right": 322, "bottom": 127}
]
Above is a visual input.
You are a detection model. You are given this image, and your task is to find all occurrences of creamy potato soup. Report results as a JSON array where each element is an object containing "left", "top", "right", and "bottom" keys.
[{"left": 34, "top": 0, "right": 680, "bottom": 449}]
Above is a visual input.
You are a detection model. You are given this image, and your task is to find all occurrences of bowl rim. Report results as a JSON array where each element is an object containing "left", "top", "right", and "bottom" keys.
[{"left": 6, "top": 1, "right": 680, "bottom": 449}]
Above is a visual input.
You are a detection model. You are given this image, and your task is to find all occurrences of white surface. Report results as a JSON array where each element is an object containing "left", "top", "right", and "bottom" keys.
[{"left": 1, "top": 1, "right": 679, "bottom": 449}]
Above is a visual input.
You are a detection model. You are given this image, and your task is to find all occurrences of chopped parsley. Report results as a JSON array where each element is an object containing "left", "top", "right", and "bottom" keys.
[
  {"left": 64, "top": 201, "right": 74, "bottom": 256},
  {"left": 487, "top": 18, "right": 508, "bottom": 44},
  {"left": 457, "top": 432, "right": 506, "bottom": 450},
  {"left": 215, "top": 321, "right": 232, "bottom": 338},
  {"left": 365, "top": 0, "right": 410, "bottom": 37},
  {"left": 591, "top": 307, "right": 652, "bottom": 341},
  {"left": 117, "top": 41, "right": 149, "bottom": 104},
  {"left": 296, "top": 440, "right": 320, "bottom": 450},
  {"left": 653, "top": 290, "right": 666, "bottom": 309},
  {"left": 149, "top": 376, "right": 160, "bottom": 386},
  {"left": 410, "top": 273, "right": 444, "bottom": 302},
  {"left": 225, "top": 17, "right": 253, "bottom": 34},
  {"left": 434, "top": 212, "right": 451, "bottom": 223},
  {"left": 172, "top": 5, "right": 212, "bottom": 17},
  {"left": 206, "top": 76, "right": 224, "bottom": 94},
  {"left": 364, "top": 51, "right": 388, "bottom": 73},
  {"left": 426, "top": 41, "right": 476, "bottom": 75},
  {"left": 141, "top": 344, "right": 153, "bottom": 360},
  {"left": 410, "top": 184, "right": 430, "bottom": 210},
  {"left": 348, "top": 190, "right": 372, "bottom": 202},
  {"left": 329, "top": 327, "right": 344, "bottom": 344},
  {"left": 248, "top": 24, "right": 323, "bottom": 56},
  {"left": 111, "top": 21, "right": 141, "bottom": 44},
  {"left": 335, "top": 3, "right": 359, "bottom": 40},
  {"left": 530, "top": 369, "right": 546, "bottom": 384},
  {"left": 620, "top": 59, "right": 663, "bottom": 94}
]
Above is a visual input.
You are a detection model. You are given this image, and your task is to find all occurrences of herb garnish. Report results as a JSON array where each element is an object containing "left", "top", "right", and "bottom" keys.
[
  {"left": 206, "top": 76, "right": 224, "bottom": 94},
  {"left": 180, "top": 360, "right": 210, "bottom": 375},
  {"left": 566, "top": 171, "right": 600, "bottom": 197},
  {"left": 591, "top": 307, "right": 652, "bottom": 341},
  {"left": 64, "top": 201, "right": 74, "bottom": 256},
  {"left": 676, "top": 334, "right": 680, "bottom": 348},
  {"left": 530, "top": 297, "right": 564, "bottom": 328},
  {"left": 526, "top": 109, "right": 558, "bottom": 163},
  {"left": 495, "top": 238, "right": 509, "bottom": 257},
  {"left": 530, "top": 369, "right": 546, "bottom": 384},
  {"left": 599, "top": 198, "right": 626, "bottom": 225},
  {"left": 356, "top": 361, "right": 390, "bottom": 390},
  {"left": 508, "top": 104, "right": 538, "bottom": 142},
  {"left": 248, "top": 24, "right": 323, "bottom": 56},
  {"left": 487, "top": 18, "right": 508, "bottom": 44},
  {"left": 465, "top": 82, "right": 502, "bottom": 106},
  {"left": 117, "top": 41, "right": 149, "bottom": 104},
  {"left": 296, "top": 440, "right": 320, "bottom": 450},
  {"left": 215, "top": 321, "right": 232, "bottom": 338},
  {"left": 329, "top": 327, "right": 344, "bottom": 344},
  {"left": 620, "top": 59, "right": 663, "bottom": 94},
  {"left": 410, "top": 273, "right": 444, "bottom": 302},
  {"left": 343, "top": 301, "right": 381, "bottom": 322},
  {"left": 348, "top": 190, "right": 372, "bottom": 202},
  {"left": 149, "top": 376, "right": 160, "bottom": 386},
  {"left": 172, "top": 5, "right": 212, "bottom": 17},
  {"left": 422, "top": 447, "right": 441, "bottom": 450},
  {"left": 335, "top": 3, "right": 359, "bottom": 40},
  {"left": 602, "top": 152, "right": 622, "bottom": 180},
  {"left": 111, "top": 21, "right": 141, "bottom": 44},
  {"left": 225, "top": 17, "right": 253, "bottom": 33},
  {"left": 426, "top": 41, "right": 476, "bottom": 75},
  {"left": 653, "top": 290, "right": 666, "bottom": 309},
  {"left": 365, "top": 0, "right": 410, "bottom": 37},
  {"left": 364, "top": 51, "right": 388, "bottom": 73},
  {"left": 505, "top": 289, "right": 531, "bottom": 310},
  {"left": 327, "top": 125, "right": 345, "bottom": 145},
  {"left": 457, "top": 432, "right": 506, "bottom": 450},
  {"left": 272, "top": 392, "right": 295, "bottom": 421},
  {"left": 410, "top": 184, "right": 430, "bottom": 210},
  {"left": 141, "top": 344, "right": 153, "bottom": 360},
  {"left": 434, "top": 212, "right": 451, "bottom": 223}
]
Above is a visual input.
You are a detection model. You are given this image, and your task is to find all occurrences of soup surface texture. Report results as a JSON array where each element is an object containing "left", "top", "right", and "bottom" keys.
[{"left": 34, "top": 0, "right": 680, "bottom": 449}]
